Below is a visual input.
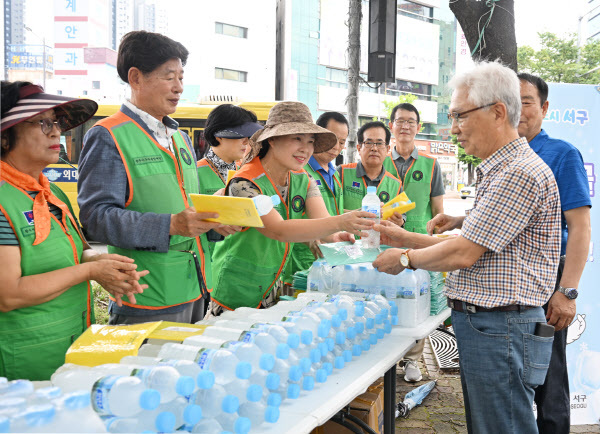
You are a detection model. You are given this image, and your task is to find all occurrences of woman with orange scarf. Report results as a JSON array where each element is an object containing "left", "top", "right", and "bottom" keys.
[{"left": 0, "top": 81, "right": 148, "bottom": 380}]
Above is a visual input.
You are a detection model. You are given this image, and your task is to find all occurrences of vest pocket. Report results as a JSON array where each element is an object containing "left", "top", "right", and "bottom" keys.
[
  {"left": 0, "top": 315, "right": 85, "bottom": 381},
  {"left": 215, "top": 255, "right": 280, "bottom": 309}
]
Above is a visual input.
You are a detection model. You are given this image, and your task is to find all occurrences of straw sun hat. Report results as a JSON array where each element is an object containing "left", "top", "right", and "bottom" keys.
[{"left": 245, "top": 101, "right": 337, "bottom": 162}]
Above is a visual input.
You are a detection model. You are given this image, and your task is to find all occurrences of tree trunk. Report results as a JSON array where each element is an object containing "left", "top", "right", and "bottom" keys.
[
  {"left": 450, "top": 0, "right": 517, "bottom": 71},
  {"left": 345, "top": 0, "right": 361, "bottom": 164}
]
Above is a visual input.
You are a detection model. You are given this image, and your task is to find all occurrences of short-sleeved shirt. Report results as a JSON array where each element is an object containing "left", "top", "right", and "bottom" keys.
[
  {"left": 444, "top": 137, "right": 561, "bottom": 308},
  {"left": 390, "top": 147, "right": 445, "bottom": 197},
  {"left": 335, "top": 161, "right": 386, "bottom": 188},
  {"left": 529, "top": 129, "right": 591, "bottom": 255}
]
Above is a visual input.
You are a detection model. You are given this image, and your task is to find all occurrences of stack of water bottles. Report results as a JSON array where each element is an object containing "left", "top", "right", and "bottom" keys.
[
  {"left": 307, "top": 260, "right": 431, "bottom": 328},
  {"left": 0, "top": 378, "right": 106, "bottom": 433},
  {"left": 429, "top": 271, "right": 447, "bottom": 315},
  {"left": 0, "top": 292, "right": 397, "bottom": 433}
]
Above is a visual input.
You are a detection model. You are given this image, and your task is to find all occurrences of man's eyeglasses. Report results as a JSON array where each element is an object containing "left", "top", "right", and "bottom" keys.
[
  {"left": 361, "top": 141, "right": 387, "bottom": 149},
  {"left": 447, "top": 102, "right": 497, "bottom": 124},
  {"left": 393, "top": 119, "right": 418, "bottom": 127},
  {"left": 24, "top": 118, "right": 68, "bottom": 135}
]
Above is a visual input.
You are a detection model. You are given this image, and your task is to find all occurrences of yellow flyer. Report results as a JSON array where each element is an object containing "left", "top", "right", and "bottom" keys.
[{"left": 189, "top": 193, "right": 264, "bottom": 227}]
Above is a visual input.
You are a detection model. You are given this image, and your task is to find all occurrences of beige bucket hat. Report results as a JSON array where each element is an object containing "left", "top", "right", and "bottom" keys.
[{"left": 245, "top": 101, "right": 337, "bottom": 162}]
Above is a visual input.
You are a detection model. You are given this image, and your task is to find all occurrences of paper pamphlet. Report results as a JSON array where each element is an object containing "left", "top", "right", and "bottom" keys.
[
  {"left": 189, "top": 193, "right": 264, "bottom": 227},
  {"left": 382, "top": 191, "right": 416, "bottom": 220},
  {"left": 65, "top": 321, "right": 208, "bottom": 366}
]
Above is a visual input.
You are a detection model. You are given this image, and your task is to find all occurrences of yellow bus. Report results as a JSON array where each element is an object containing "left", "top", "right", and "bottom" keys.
[{"left": 43, "top": 101, "right": 277, "bottom": 218}]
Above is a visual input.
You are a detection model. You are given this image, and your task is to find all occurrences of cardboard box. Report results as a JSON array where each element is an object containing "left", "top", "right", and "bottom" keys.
[{"left": 312, "top": 378, "right": 384, "bottom": 434}]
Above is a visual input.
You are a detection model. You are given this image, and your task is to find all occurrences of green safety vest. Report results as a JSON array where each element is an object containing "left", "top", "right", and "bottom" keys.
[
  {"left": 282, "top": 163, "right": 344, "bottom": 285},
  {"left": 383, "top": 152, "right": 435, "bottom": 234},
  {"left": 211, "top": 157, "right": 310, "bottom": 310},
  {"left": 95, "top": 111, "right": 211, "bottom": 308},
  {"left": 339, "top": 163, "right": 403, "bottom": 211},
  {"left": 0, "top": 181, "right": 93, "bottom": 380}
]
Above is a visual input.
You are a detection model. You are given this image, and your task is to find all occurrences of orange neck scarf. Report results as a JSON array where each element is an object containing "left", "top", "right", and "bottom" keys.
[{"left": 0, "top": 160, "right": 73, "bottom": 245}]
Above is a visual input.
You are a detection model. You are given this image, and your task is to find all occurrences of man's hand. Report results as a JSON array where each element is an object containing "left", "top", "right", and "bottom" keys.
[
  {"left": 373, "top": 248, "right": 406, "bottom": 275},
  {"left": 170, "top": 208, "right": 223, "bottom": 237},
  {"left": 387, "top": 211, "right": 405, "bottom": 227},
  {"left": 427, "top": 214, "right": 461, "bottom": 235},
  {"left": 546, "top": 291, "right": 576, "bottom": 331},
  {"left": 307, "top": 240, "right": 323, "bottom": 259},
  {"left": 332, "top": 232, "right": 356, "bottom": 244},
  {"left": 373, "top": 220, "right": 411, "bottom": 248},
  {"left": 213, "top": 225, "right": 243, "bottom": 237}
]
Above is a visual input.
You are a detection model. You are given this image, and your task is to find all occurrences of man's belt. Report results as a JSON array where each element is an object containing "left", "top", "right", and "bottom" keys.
[{"left": 447, "top": 298, "right": 536, "bottom": 314}]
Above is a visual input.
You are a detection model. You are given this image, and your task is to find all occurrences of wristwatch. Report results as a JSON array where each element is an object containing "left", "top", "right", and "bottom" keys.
[
  {"left": 399, "top": 249, "right": 416, "bottom": 270},
  {"left": 557, "top": 286, "right": 578, "bottom": 300}
]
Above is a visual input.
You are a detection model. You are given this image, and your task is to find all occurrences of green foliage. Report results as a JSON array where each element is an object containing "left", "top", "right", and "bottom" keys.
[
  {"left": 92, "top": 282, "right": 110, "bottom": 325},
  {"left": 381, "top": 93, "right": 419, "bottom": 120},
  {"left": 453, "top": 135, "right": 480, "bottom": 185},
  {"left": 518, "top": 32, "right": 600, "bottom": 84}
]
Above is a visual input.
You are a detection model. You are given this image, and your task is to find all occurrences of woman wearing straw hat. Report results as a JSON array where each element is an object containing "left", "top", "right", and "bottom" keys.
[
  {"left": 0, "top": 81, "right": 148, "bottom": 380},
  {"left": 209, "top": 101, "right": 376, "bottom": 315}
]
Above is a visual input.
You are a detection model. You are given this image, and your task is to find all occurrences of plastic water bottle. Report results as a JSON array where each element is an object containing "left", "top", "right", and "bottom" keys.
[
  {"left": 8, "top": 404, "right": 55, "bottom": 433},
  {"left": 190, "top": 383, "right": 232, "bottom": 416},
  {"left": 307, "top": 261, "right": 323, "bottom": 292},
  {"left": 1, "top": 380, "right": 34, "bottom": 398},
  {"left": 145, "top": 396, "right": 202, "bottom": 431},
  {"left": 361, "top": 186, "right": 381, "bottom": 248},
  {"left": 191, "top": 417, "right": 224, "bottom": 433},
  {"left": 217, "top": 412, "right": 251, "bottom": 434},
  {"left": 156, "top": 343, "right": 251, "bottom": 385},
  {"left": 238, "top": 388, "right": 280, "bottom": 426},
  {"left": 398, "top": 270, "right": 419, "bottom": 327},
  {"left": 416, "top": 269, "right": 431, "bottom": 323},
  {"left": 0, "top": 416, "right": 8, "bottom": 433},
  {"left": 253, "top": 194, "right": 281, "bottom": 216},
  {"left": 0, "top": 397, "right": 26, "bottom": 418},
  {"left": 334, "top": 264, "right": 357, "bottom": 292},
  {"left": 90, "top": 375, "right": 161, "bottom": 417},
  {"left": 49, "top": 391, "right": 107, "bottom": 433},
  {"left": 132, "top": 366, "right": 195, "bottom": 403},
  {"left": 52, "top": 364, "right": 135, "bottom": 394}
]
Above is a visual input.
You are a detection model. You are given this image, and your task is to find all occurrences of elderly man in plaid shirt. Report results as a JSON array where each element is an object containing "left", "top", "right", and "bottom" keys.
[{"left": 373, "top": 61, "right": 561, "bottom": 434}]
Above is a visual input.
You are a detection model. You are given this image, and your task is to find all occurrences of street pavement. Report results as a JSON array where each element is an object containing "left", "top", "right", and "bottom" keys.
[{"left": 395, "top": 339, "right": 600, "bottom": 433}]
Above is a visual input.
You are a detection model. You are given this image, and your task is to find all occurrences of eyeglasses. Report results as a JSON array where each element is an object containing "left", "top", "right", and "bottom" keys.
[
  {"left": 393, "top": 119, "right": 418, "bottom": 127},
  {"left": 447, "top": 102, "right": 497, "bottom": 124},
  {"left": 24, "top": 118, "right": 68, "bottom": 135},
  {"left": 361, "top": 141, "right": 387, "bottom": 149}
]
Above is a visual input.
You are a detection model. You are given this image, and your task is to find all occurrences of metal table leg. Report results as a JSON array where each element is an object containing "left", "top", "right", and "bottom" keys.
[{"left": 383, "top": 363, "right": 396, "bottom": 434}]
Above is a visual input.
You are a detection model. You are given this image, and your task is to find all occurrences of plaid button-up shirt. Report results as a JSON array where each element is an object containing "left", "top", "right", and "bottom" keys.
[{"left": 444, "top": 137, "right": 561, "bottom": 308}]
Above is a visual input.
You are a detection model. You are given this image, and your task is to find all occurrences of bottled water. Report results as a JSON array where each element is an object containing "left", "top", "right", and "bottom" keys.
[
  {"left": 1, "top": 380, "right": 34, "bottom": 398},
  {"left": 217, "top": 413, "right": 251, "bottom": 434},
  {"left": 361, "top": 186, "right": 381, "bottom": 248},
  {"left": 191, "top": 417, "right": 223, "bottom": 433},
  {"left": 238, "top": 389, "right": 280, "bottom": 426},
  {"left": 132, "top": 366, "right": 195, "bottom": 403},
  {"left": 52, "top": 364, "right": 135, "bottom": 394},
  {"left": 354, "top": 266, "right": 371, "bottom": 293},
  {"left": 380, "top": 270, "right": 398, "bottom": 300},
  {"left": 9, "top": 404, "right": 55, "bottom": 433},
  {"left": 253, "top": 194, "right": 281, "bottom": 216},
  {"left": 333, "top": 264, "right": 356, "bottom": 292},
  {"left": 0, "top": 416, "right": 8, "bottom": 433},
  {"left": 49, "top": 391, "right": 106, "bottom": 433},
  {"left": 0, "top": 397, "right": 26, "bottom": 418},
  {"left": 27, "top": 387, "right": 62, "bottom": 406},
  {"left": 191, "top": 383, "right": 232, "bottom": 416},
  {"left": 397, "top": 270, "right": 419, "bottom": 327},
  {"left": 307, "top": 261, "right": 323, "bottom": 292},
  {"left": 145, "top": 396, "right": 202, "bottom": 431},
  {"left": 156, "top": 343, "right": 251, "bottom": 385},
  {"left": 90, "top": 375, "right": 160, "bottom": 417},
  {"left": 415, "top": 269, "right": 431, "bottom": 323}
]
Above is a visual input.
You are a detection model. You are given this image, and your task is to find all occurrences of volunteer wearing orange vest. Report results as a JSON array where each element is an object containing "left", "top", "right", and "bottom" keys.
[
  {"left": 78, "top": 31, "right": 232, "bottom": 325},
  {"left": 384, "top": 103, "right": 445, "bottom": 383},
  {"left": 208, "top": 102, "right": 376, "bottom": 315},
  {"left": 0, "top": 81, "right": 147, "bottom": 380}
]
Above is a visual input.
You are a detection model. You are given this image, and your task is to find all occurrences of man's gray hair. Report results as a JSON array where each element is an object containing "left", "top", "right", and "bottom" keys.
[{"left": 448, "top": 61, "right": 521, "bottom": 128}]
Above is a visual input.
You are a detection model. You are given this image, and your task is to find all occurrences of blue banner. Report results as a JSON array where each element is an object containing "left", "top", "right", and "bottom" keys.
[{"left": 543, "top": 83, "right": 600, "bottom": 425}]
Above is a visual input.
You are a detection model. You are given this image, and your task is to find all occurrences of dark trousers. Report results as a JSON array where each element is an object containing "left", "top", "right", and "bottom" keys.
[
  {"left": 108, "top": 297, "right": 207, "bottom": 325},
  {"left": 534, "top": 256, "right": 570, "bottom": 434}
]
